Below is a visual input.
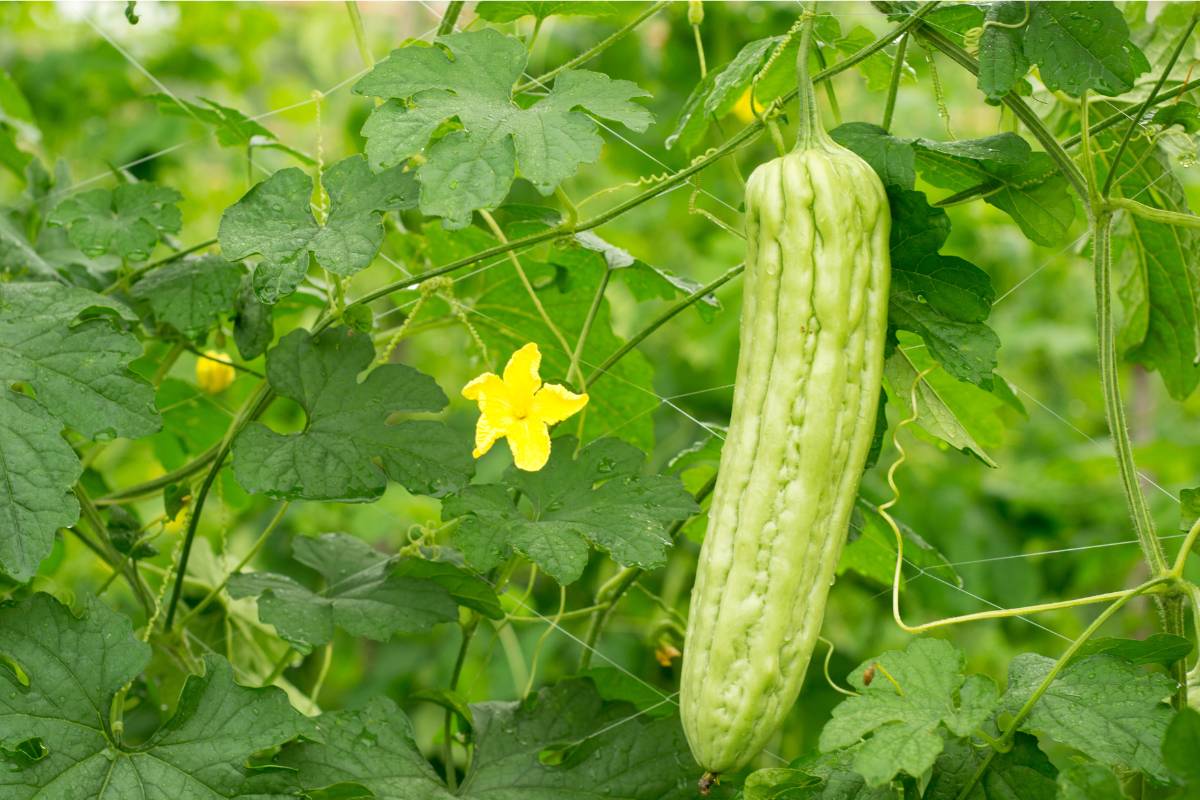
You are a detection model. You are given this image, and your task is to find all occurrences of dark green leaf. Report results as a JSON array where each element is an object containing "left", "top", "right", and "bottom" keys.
[
  {"left": 1002, "top": 653, "right": 1174, "bottom": 780},
  {"left": 228, "top": 533, "right": 460, "bottom": 653},
  {"left": 0, "top": 390, "right": 80, "bottom": 581},
  {"left": 354, "top": 30, "right": 652, "bottom": 227},
  {"left": 232, "top": 275, "right": 274, "bottom": 360},
  {"left": 391, "top": 556, "right": 504, "bottom": 620},
  {"left": 819, "top": 639, "right": 999, "bottom": 787},
  {"left": 275, "top": 696, "right": 454, "bottom": 799},
  {"left": 1057, "top": 763, "right": 1124, "bottom": 800},
  {"left": 150, "top": 94, "right": 313, "bottom": 163},
  {"left": 1072, "top": 634, "right": 1193, "bottom": 667},
  {"left": 280, "top": 679, "right": 712, "bottom": 800},
  {"left": 444, "top": 437, "right": 696, "bottom": 585},
  {"left": 977, "top": 1, "right": 1032, "bottom": 101},
  {"left": 830, "top": 123, "right": 916, "bottom": 190},
  {"left": 578, "top": 668, "right": 674, "bottom": 719},
  {"left": 232, "top": 326, "right": 473, "bottom": 501},
  {"left": 1104, "top": 135, "right": 1200, "bottom": 400},
  {"left": 1164, "top": 707, "right": 1200, "bottom": 792},
  {"left": 1153, "top": 102, "right": 1200, "bottom": 134},
  {"left": 1023, "top": 2, "right": 1148, "bottom": 97},
  {"left": 459, "top": 679, "right": 706, "bottom": 799},
  {"left": 49, "top": 182, "right": 181, "bottom": 261},
  {"left": 131, "top": 254, "right": 244, "bottom": 337},
  {"left": 218, "top": 155, "right": 417, "bottom": 303},
  {"left": 0, "top": 593, "right": 312, "bottom": 798},
  {"left": 924, "top": 734, "right": 1057, "bottom": 800},
  {"left": 0, "top": 282, "right": 159, "bottom": 439},
  {"left": 886, "top": 189, "right": 1000, "bottom": 388}
]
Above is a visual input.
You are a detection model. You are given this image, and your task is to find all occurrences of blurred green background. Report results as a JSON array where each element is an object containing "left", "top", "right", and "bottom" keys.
[{"left": 2, "top": 0, "right": 1197, "bottom": 775}]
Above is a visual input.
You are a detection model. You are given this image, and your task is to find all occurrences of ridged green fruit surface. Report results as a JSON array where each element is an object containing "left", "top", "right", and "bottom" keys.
[{"left": 679, "top": 119, "right": 891, "bottom": 774}]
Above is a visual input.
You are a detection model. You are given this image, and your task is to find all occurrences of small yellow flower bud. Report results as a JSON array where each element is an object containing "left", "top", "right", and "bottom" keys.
[
  {"left": 196, "top": 350, "right": 236, "bottom": 394},
  {"left": 687, "top": 0, "right": 703, "bottom": 26}
]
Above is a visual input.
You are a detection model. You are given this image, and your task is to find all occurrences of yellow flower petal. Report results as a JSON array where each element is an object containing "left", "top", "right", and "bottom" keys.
[
  {"left": 463, "top": 372, "right": 516, "bottom": 418},
  {"left": 502, "top": 342, "right": 542, "bottom": 406},
  {"left": 506, "top": 418, "right": 551, "bottom": 471},
  {"left": 531, "top": 383, "right": 589, "bottom": 426},
  {"left": 473, "top": 414, "right": 508, "bottom": 459}
]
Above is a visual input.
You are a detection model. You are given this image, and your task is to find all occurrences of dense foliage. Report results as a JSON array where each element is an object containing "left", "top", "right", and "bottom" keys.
[{"left": 1, "top": 2, "right": 1199, "bottom": 798}]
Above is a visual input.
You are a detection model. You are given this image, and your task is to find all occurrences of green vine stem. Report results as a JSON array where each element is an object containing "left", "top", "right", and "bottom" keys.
[
  {"left": 344, "top": 1, "right": 373, "bottom": 68},
  {"left": 74, "top": 485, "right": 155, "bottom": 615},
  {"left": 513, "top": 1, "right": 669, "bottom": 93},
  {"left": 97, "top": 442, "right": 221, "bottom": 505},
  {"left": 1108, "top": 196, "right": 1200, "bottom": 228},
  {"left": 881, "top": 32, "right": 909, "bottom": 132},
  {"left": 163, "top": 382, "right": 275, "bottom": 630},
  {"left": 175, "top": 501, "right": 290, "bottom": 628},
  {"left": 437, "top": 0, "right": 464, "bottom": 36},
  {"left": 586, "top": 264, "right": 743, "bottom": 388},
  {"left": 794, "top": 2, "right": 831, "bottom": 151},
  {"left": 106, "top": 237, "right": 217, "bottom": 295},
  {"left": 443, "top": 612, "right": 479, "bottom": 790}
]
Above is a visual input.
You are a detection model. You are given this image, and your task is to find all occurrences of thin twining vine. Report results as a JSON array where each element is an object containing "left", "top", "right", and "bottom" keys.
[{"left": 876, "top": 366, "right": 1198, "bottom": 800}]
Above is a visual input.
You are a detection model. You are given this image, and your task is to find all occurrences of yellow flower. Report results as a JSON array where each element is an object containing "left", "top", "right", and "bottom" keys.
[
  {"left": 731, "top": 87, "right": 759, "bottom": 125},
  {"left": 196, "top": 350, "right": 236, "bottom": 394},
  {"left": 462, "top": 343, "right": 589, "bottom": 472}
]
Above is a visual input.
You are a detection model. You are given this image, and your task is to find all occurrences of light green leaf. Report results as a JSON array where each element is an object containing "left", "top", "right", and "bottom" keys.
[
  {"left": 228, "top": 533, "right": 461, "bottom": 654},
  {"left": 131, "top": 254, "right": 244, "bottom": 337},
  {"left": 840, "top": 499, "right": 961, "bottom": 591},
  {"left": 474, "top": 1, "right": 620, "bottom": 22},
  {"left": 667, "top": 36, "right": 779, "bottom": 154},
  {"left": 0, "top": 214, "right": 53, "bottom": 280},
  {"left": 1182, "top": 487, "right": 1200, "bottom": 532},
  {"left": 354, "top": 29, "right": 652, "bottom": 227},
  {"left": 745, "top": 749, "right": 899, "bottom": 800},
  {"left": 819, "top": 639, "right": 999, "bottom": 787},
  {"left": 924, "top": 734, "right": 1058, "bottom": 800},
  {"left": 1023, "top": 2, "right": 1147, "bottom": 97},
  {"left": 0, "top": 390, "right": 81, "bottom": 581},
  {"left": 0, "top": 282, "right": 159, "bottom": 439},
  {"left": 444, "top": 437, "right": 696, "bottom": 585},
  {"left": 218, "top": 155, "right": 417, "bottom": 303},
  {"left": 49, "top": 182, "right": 181, "bottom": 261},
  {"left": 232, "top": 326, "right": 473, "bottom": 501},
  {"left": 1002, "top": 653, "right": 1174, "bottom": 780},
  {"left": 884, "top": 338, "right": 1023, "bottom": 467},
  {"left": 0, "top": 593, "right": 313, "bottom": 798}
]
